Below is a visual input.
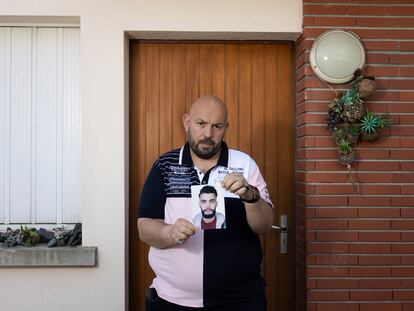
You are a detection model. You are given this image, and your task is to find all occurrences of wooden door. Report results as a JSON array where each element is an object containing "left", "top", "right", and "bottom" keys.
[{"left": 129, "top": 41, "right": 294, "bottom": 311}]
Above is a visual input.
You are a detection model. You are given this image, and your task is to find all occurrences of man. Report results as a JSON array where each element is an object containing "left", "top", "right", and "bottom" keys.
[
  {"left": 138, "top": 95, "right": 274, "bottom": 311},
  {"left": 193, "top": 185, "right": 226, "bottom": 230}
]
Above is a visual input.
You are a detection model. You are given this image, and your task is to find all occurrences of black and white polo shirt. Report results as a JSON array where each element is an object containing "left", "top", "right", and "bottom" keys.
[{"left": 138, "top": 142, "right": 273, "bottom": 308}]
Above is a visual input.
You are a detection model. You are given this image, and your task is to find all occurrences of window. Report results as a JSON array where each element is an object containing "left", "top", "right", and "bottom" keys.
[{"left": 0, "top": 26, "right": 80, "bottom": 227}]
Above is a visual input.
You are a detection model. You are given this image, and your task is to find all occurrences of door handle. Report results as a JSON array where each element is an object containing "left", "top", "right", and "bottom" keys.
[{"left": 271, "top": 215, "right": 288, "bottom": 254}]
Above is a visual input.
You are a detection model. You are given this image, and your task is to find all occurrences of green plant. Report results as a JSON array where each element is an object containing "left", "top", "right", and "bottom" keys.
[
  {"left": 338, "top": 138, "right": 352, "bottom": 154},
  {"left": 360, "top": 111, "right": 391, "bottom": 142},
  {"left": 360, "top": 111, "right": 381, "bottom": 134},
  {"left": 378, "top": 114, "right": 392, "bottom": 129},
  {"left": 348, "top": 125, "right": 359, "bottom": 137},
  {"left": 19, "top": 225, "right": 39, "bottom": 247}
]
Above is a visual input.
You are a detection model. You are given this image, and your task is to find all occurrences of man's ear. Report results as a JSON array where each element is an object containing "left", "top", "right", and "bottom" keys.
[{"left": 182, "top": 113, "right": 190, "bottom": 132}]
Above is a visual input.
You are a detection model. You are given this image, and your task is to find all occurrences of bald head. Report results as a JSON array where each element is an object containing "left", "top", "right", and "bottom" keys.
[{"left": 189, "top": 95, "right": 228, "bottom": 122}]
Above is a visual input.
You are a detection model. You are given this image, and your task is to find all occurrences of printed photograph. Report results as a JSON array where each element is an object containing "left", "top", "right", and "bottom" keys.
[{"left": 191, "top": 183, "right": 226, "bottom": 230}]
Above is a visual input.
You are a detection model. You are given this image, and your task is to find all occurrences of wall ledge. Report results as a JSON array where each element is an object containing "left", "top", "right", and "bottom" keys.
[{"left": 0, "top": 246, "right": 97, "bottom": 267}]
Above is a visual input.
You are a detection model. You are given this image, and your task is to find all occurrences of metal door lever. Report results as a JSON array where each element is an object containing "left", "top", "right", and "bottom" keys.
[{"left": 271, "top": 215, "right": 288, "bottom": 254}]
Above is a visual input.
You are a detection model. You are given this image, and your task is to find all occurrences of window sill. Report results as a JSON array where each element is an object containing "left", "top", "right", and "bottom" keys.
[{"left": 0, "top": 245, "right": 97, "bottom": 267}]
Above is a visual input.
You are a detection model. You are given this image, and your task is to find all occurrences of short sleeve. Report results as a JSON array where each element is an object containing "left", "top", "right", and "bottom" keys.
[
  {"left": 137, "top": 161, "right": 166, "bottom": 219},
  {"left": 246, "top": 158, "right": 274, "bottom": 209}
]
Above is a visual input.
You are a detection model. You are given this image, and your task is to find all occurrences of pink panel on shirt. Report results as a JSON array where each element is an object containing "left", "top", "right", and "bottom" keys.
[{"left": 149, "top": 197, "right": 204, "bottom": 307}]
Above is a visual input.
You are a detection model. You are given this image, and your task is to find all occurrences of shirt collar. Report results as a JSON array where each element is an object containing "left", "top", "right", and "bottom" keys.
[{"left": 180, "top": 141, "right": 229, "bottom": 167}]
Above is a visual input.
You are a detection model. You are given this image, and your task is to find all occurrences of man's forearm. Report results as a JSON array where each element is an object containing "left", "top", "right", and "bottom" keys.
[
  {"left": 244, "top": 199, "right": 275, "bottom": 234},
  {"left": 137, "top": 218, "right": 174, "bottom": 249}
]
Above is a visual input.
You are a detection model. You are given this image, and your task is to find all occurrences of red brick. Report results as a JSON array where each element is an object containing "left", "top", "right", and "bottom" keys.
[
  {"left": 306, "top": 208, "right": 316, "bottom": 217},
  {"left": 306, "top": 196, "right": 348, "bottom": 206},
  {"left": 358, "top": 255, "right": 401, "bottom": 265},
  {"left": 308, "top": 242, "right": 349, "bottom": 254},
  {"left": 314, "top": 185, "right": 354, "bottom": 195},
  {"left": 401, "top": 232, "right": 414, "bottom": 242},
  {"left": 394, "top": 291, "right": 414, "bottom": 301},
  {"left": 366, "top": 65, "right": 399, "bottom": 76},
  {"left": 307, "top": 266, "right": 349, "bottom": 277},
  {"left": 350, "top": 267, "right": 391, "bottom": 277},
  {"left": 350, "top": 243, "right": 391, "bottom": 254},
  {"left": 308, "top": 290, "right": 349, "bottom": 301},
  {"left": 400, "top": 67, "right": 414, "bottom": 77},
  {"left": 303, "top": 4, "right": 347, "bottom": 15},
  {"left": 316, "top": 208, "right": 358, "bottom": 218},
  {"left": 393, "top": 173, "right": 414, "bottom": 183},
  {"left": 318, "top": 303, "right": 359, "bottom": 311},
  {"left": 315, "top": 254, "right": 358, "bottom": 265},
  {"left": 307, "top": 231, "right": 316, "bottom": 241},
  {"left": 313, "top": 16, "right": 356, "bottom": 27},
  {"left": 362, "top": 39, "right": 398, "bottom": 51},
  {"left": 307, "top": 255, "right": 316, "bottom": 264},
  {"left": 357, "top": 17, "right": 414, "bottom": 28},
  {"left": 359, "top": 279, "right": 401, "bottom": 289},
  {"left": 400, "top": 42, "right": 414, "bottom": 51},
  {"left": 390, "top": 104, "right": 414, "bottom": 113},
  {"left": 400, "top": 92, "right": 414, "bottom": 101},
  {"left": 401, "top": 279, "right": 414, "bottom": 288},
  {"left": 401, "top": 163, "right": 414, "bottom": 170},
  {"left": 358, "top": 185, "right": 401, "bottom": 195},
  {"left": 358, "top": 208, "right": 400, "bottom": 218},
  {"left": 390, "top": 54, "right": 414, "bottom": 65},
  {"left": 392, "top": 219, "right": 414, "bottom": 229},
  {"left": 393, "top": 268, "right": 414, "bottom": 277},
  {"left": 392, "top": 198, "right": 414, "bottom": 207},
  {"left": 390, "top": 127, "right": 414, "bottom": 136},
  {"left": 315, "top": 161, "right": 352, "bottom": 171},
  {"left": 401, "top": 138, "right": 414, "bottom": 148},
  {"left": 356, "top": 161, "right": 399, "bottom": 171},
  {"left": 307, "top": 303, "right": 316, "bottom": 311},
  {"left": 307, "top": 279, "right": 317, "bottom": 289},
  {"left": 392, "top": 244, "right": 414, "bottom": 254},
  {"left": 360, "top": 303, "right": 402, "bottom": 311},
  {"left": 359, "top": 232, "right": 401, "bottom": 242},
  {"left": 401, "top": 208, "right": 414, "bottom": 217},
  {"left": 348, "top": 219, "right": 390, "bottom": 230},
  {"left": 348, "top": 5, "right": 414, "bottom": 16},
  {"left": 401, "top": 256, "right": 414, "bottom": 265},
  {"left": 349, "top": 196, "right": 391, "bottom": 207},
  {"left": 317, "top": 279, "right": 358, "bottom": 289},
  {"left": 403, "top": 303, "right": 414, "bottom": 311},
  {"left": 387, "top": 80, "right": 414, "bottom": 90},
  {"left": 316, "top": 231, "right": 359, "bottom": 242},
  {"left": 350, "top": 290, "right": 392, "bottom": 301},
  {"left": 306, "top": 172, "right": 350, "bottom": 183},
  {"left": 306, "top": 219, "right": 348, "bottom": 230},
  {"left": 391, "top": 150, "right": 414, "bottom": 160}
]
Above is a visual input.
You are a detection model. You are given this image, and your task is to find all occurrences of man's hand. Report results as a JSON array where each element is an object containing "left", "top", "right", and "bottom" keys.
[
  {"left": 138, "top": 218, "right": 198, "bottom": 249},
  {"left": 221, "top": 172, "right": 258, "bottom": 202},
  {"left": 170, "top": 218, "right": 199, "bottom": 245},
  {"left": 221, "top": 172, "right": 274, "bottom": 234}
]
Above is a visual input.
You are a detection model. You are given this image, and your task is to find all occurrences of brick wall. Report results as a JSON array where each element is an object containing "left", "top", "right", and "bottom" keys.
[{"left": 296, "top": 1, "right": 414, "bottom": 310}]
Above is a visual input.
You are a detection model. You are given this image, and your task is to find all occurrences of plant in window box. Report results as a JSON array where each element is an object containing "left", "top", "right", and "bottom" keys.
[
  {"left": 360, "top": 111, "right": 392, "bottom": 142},
  {"left": 19, "top": 225, "right": 40, "bottom": 247}
]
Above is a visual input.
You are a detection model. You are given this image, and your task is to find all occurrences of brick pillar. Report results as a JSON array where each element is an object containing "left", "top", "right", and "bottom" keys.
[{"left": 296, "top": 1, "right": 414, "bottom": 310}]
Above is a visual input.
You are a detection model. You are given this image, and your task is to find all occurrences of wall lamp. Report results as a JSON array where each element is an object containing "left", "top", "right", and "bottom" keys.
[{"left": 309, "top": 29, "right": 366, "bottom": 84}]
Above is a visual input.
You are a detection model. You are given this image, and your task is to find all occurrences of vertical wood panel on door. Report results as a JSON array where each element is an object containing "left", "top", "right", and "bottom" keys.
[{"left": 130, "top": 41, "right": 294, "bottom": 311}]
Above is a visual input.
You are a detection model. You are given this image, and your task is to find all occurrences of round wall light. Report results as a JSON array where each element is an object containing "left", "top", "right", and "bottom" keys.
[{"left": 309, "top": 29, "right": 366, "bottom": 84}]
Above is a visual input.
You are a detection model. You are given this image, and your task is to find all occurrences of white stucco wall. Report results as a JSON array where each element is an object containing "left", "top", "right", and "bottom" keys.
[{"left": 0, "top": 1, "right": 302, "bottom": 310}]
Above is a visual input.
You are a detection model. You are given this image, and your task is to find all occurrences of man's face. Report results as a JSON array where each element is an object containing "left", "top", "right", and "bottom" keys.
[
  {"left": 183, "top": 99, "right": 228, "bottom": 159},
  {"left": 199, "top": 193, "right": 218, "bottom": 219}
]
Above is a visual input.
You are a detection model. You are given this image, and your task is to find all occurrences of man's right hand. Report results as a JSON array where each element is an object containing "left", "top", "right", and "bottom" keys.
[
  {"left": 169, "top": 218, "right": 199, "bottom": 245},
  {"left": 137, "top": 218, "right": 198, "bottom": 249}
]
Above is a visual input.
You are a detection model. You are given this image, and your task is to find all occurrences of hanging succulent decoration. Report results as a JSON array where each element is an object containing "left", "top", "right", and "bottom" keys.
[{"left": 326, "top": 74, "right": 392, "bottom": 191}]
